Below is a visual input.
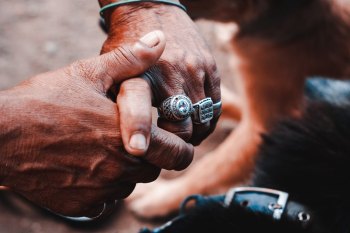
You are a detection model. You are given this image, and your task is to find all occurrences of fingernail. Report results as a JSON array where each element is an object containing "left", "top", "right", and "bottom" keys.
[
  {"left": 140, "top": 31, "right": 160, "bottom": 48},
  {"left": 129, "top": 134, "right": 147, "bottom": 150}
]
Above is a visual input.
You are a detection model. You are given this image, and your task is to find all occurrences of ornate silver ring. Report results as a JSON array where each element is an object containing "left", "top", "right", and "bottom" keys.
[
  {"left": 158, "top": 95, "right": 193, "bottom": 121},
  {"left": 192, "top": 98, "right": 221, "bottom": 124}
]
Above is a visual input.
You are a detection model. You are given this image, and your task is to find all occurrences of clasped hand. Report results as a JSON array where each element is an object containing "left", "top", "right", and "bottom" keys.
[
  {"left": 0, "top": 31, "right": 193, "bottom": 217},
  {"left": 100, "top": 1, "right": 222, "bottom": 147}
]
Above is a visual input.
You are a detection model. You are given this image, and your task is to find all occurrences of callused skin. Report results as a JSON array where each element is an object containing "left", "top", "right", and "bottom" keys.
[
  {"left": 99, "top": 0, "right": 222, "bottom": 147},
  {"left": 0, "top": 32, "right": 194, "bottom": 218}
]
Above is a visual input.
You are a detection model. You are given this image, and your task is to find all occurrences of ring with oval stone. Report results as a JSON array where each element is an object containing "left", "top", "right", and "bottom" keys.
[
  {"left": 192, "top": 98, "right": 222, "bottom": 124},
  {"left": 158, "top": 95, "right": 193, "bottom": 121}
]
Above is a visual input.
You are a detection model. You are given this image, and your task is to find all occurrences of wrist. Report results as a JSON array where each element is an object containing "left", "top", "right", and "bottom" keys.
[
  {"left": 99, "top": 0, "right": 180, "bottom": 7},
  {"left": 99, "top": 0, "right": 182, "bottom": 31}
]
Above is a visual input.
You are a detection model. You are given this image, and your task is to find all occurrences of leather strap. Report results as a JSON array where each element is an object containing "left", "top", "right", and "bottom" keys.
[
  {"left": 224, "top": 187, "right": 316, "bottom": 227},
  {"left": 141, "top": 187, "right": 323, "bottom": 233}
]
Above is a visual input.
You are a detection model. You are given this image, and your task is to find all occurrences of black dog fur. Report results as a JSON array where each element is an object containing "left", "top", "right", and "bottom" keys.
[{"left": 148, "top": 78, "right": 350, "bottom": 233}]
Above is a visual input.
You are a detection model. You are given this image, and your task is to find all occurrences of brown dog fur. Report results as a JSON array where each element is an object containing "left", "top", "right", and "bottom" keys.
[{"left": 127, "top": 0, "right": 350, "bottom": 218}]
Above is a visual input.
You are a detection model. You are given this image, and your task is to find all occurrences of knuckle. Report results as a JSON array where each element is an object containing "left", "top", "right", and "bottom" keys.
[
  {"left": 185, "top": 54, "right": 205, "bottom": 73},
  {"left": 204, "top": 54, "right": 218, "bottom": 70},
  {"left": 202, "top": 50, "right": 215, "bottom": 61},
  {"left": 120, "top": 78, "right": 150, "bottom": 94},
  {"left": 185, "top": 58, "right": 205, "bottom": 76},
  {"left": 186, "top": 53, "right": 200, "bottom": 63},
  {"left": 191, "top": 70, "right": 206, "bottom": 88},
  {"left": 113, "top": 46, "right": 138, "bottom": 68}
]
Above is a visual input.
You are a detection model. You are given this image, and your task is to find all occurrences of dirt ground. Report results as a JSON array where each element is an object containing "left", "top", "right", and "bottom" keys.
[{"left": 0, "top": 0, "right": 237, "bottom": 232}]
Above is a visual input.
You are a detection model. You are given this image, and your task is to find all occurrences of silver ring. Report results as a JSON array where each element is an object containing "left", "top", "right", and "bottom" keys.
[
  {"left": 55, "top": 200, "right": 117, "bottom": 221},
  {"left": 192, "top": 98, "right": 221, "bottom": 124},
  {"left": 92, "top": 200, "right": 116, "bottom": 220},
  {"left": 213, "top": 100, "right": 222, "bottom": 110},
  {"left": 158, "top": 95, "right": 193, "bottom": 121}
]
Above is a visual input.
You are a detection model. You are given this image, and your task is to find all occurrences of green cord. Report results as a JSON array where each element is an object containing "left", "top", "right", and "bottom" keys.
[{"left": 100, "top": 0, "right": 187, "bottom": 17}]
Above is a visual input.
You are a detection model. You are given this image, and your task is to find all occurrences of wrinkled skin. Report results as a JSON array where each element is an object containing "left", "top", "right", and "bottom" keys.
[
  {"left": 99, "top": 0, "right": 222, "bottom": 148},
  {"left": 0, "top": 32, "right": 194, "bottom": 218}
]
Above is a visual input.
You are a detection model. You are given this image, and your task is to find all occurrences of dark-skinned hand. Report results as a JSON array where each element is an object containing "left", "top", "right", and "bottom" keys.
[
  {"left": 0, "top": 31, "right": 193, "bottom": 218},
  {"left": 99, "top": 0, "right": 222, "bottom": 153}
]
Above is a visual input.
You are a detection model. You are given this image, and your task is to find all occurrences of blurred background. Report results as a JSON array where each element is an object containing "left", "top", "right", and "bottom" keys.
[{"left": 0, "top": 0, "right": 237, "bottom": 232}]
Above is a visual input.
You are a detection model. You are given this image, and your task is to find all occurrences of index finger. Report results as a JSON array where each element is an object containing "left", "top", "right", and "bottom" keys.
[
  {"left": 117, "top": 78, "right": 152, "bottom": 156},
  {"left": 143, "top": 125, "right": 194, "bottom": 171}
]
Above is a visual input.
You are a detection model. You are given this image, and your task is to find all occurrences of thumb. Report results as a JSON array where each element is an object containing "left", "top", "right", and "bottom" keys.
[{"left": 71, "top": 30, "right": 166, "bottom": 91}]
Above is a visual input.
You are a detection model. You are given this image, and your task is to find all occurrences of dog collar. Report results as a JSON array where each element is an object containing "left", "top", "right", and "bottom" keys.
[
  {"left": 223, "top": 187, "right": 313, "bottom": 223},
  {"left": 141, "top": 187, "right": 319, "bottom": 233}
]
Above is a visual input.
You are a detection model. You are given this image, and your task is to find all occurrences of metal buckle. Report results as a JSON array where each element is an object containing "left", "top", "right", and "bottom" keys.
[{"left": 224, "top": 187, "right": 289, "bottom": 220}]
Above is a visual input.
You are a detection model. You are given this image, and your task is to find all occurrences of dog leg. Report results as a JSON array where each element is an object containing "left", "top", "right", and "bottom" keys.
[{"left": 127, "top": 120, "right": 261, "bottom": 218}]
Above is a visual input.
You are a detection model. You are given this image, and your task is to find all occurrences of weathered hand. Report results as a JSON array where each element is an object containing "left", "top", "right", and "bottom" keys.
[
  {"left": 0, "top": 31, "right": 193, "bottom": 218},
  {"left": 99, "top": 0, "right": 221, "bottom": 149}
]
